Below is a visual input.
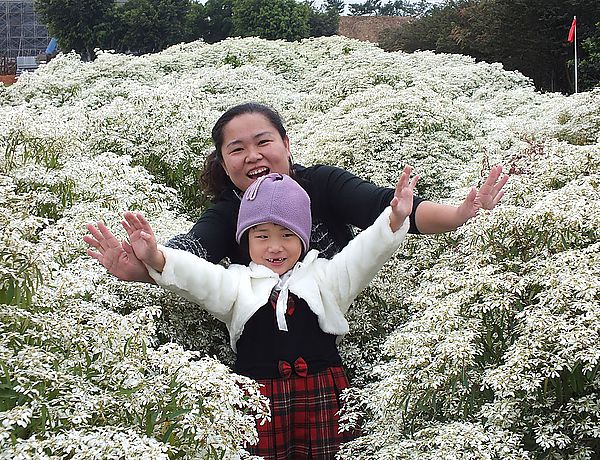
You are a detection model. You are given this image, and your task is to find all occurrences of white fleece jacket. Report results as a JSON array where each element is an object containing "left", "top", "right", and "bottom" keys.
[{"left": 147, "top": 207, "right": 409, "bottom": 352}]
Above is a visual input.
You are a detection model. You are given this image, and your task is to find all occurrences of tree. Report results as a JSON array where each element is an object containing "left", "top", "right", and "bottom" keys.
[
  {"left": 324, "top": 0, "right": 345, "bottom": 14},
  {"left": 202, "top": 0, "right": 234, "bottom": 43},
  {"left": 349, "top": 0, "right": 381, "bottom": 16},
  {"left": 232, "top": 0, "right": 311, "bottom": 41},
  {"left": 578, "top": 21, "right": 600, "bottom": 90},
  {"left": 349, "top": 0, "right": 432, "bottom": 16},
  {"left": 34, "top": 0, "right": 117, "bottom": 60},
  {"left": 112, "top": 0, "right": 191, "bottom": 54},
  {"left": 183, "top": 1, "right": 208, "bottom": 43},
  {"left": 309, "top": 1, "right": 341, "bottom": 37},
  {"left": 378, "top": 0, "right": 600, "bottom": 93}
]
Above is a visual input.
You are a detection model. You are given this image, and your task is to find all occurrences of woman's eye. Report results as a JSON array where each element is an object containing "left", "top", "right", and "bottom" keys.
[{"left": 258, "top": 139, "right": 271, "bottom": 146}]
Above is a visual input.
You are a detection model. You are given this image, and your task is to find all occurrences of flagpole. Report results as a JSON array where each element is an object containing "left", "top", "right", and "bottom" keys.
[{"left": 574, "top": 15, "right": 578, "bottom": 94}]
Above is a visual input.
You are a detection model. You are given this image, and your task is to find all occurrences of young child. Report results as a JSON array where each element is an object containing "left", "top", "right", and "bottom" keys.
[{"left": 122, "top": 169, "right": 418, "bottom": 459}]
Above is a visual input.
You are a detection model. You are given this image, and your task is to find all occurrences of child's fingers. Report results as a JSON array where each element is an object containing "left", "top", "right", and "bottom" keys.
[
  {"left": 408, "top": 175, "right": 419, "bottom": 191},
  {"left": 394, "top": 172, "right": 407, "bottom": 196},
  {"left": 394, "top": 166, "right": 415, "bottom": 196}
]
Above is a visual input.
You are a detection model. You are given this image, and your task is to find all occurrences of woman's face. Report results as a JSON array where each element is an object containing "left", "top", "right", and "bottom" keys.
[{"left": 220, "top": 113, "right": 291, "bottom": 191}]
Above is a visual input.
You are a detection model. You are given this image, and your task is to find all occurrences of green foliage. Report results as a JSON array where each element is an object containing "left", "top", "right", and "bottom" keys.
[
  {"left": 309, "top": 3, "right": 340, "bottom": 38},
  {"left": 35, "top": 0, "right": 341, "bottom": 55},
  {"left": 34, "top": 0, "right": 117, "bottom": 60},
  {"left": 0, "top": 247, "right": 43, "bottom": 309},
  {"left": 578, "top": 21, "right": 600, "bottom": 90},
  {"left": 113, "top": 0, "right": 191, "bottom": 54},
  {"left": 182, "top": 2, "right": 208, "bottom": 43},
  {"left": 200, "top": 0, "right": 234, "bottom": 43},
  {"left": 349, "top": 0, "right": 382, "bottom": 15},
  {"left": 232, "top": 0, "right": 311, "bottom": 41},
  {"left": 324, "top": 0, "right": 345, "bottom": 14},
  {"left": 349, "top": 0, "right": 431, "bottom": 16},
  {"left": 378, "top": 0, "right": 600, "bottom": 93}
]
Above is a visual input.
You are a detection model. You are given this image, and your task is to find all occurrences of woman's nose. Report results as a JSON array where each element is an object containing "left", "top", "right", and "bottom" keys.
[{"left": 246, "top": 147, "right": 263, "bottom": 162}]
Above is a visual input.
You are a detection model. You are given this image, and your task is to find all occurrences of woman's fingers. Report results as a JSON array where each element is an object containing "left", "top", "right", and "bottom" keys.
[
  {"left": 86, "top": 247, "right": 103, "bottom": 263},
  {"left": 84, "top": 221, "right": 120, "bottom": 254},
  {"left": 83, "top": 233, "right": 101, "bottom": 251}
]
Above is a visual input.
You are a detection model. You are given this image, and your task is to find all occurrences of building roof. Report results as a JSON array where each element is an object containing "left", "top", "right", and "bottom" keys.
[{"left": 338, "top": 16, "right": 412, "bottom": 43}]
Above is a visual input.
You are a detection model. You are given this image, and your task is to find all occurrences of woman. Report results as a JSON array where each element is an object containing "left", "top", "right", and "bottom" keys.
[{"left": 84, "top": 102, "right": 507, "bottom": 282}]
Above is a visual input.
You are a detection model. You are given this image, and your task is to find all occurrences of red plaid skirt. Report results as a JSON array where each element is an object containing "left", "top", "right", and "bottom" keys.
[{"left": 248, "top": 365, "right": 356, "bottom": 459}]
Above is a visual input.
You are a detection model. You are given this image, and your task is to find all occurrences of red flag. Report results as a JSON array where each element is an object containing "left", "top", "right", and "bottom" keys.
[{"left": 568, "top": 17, "right": 576, "bottom": 42}]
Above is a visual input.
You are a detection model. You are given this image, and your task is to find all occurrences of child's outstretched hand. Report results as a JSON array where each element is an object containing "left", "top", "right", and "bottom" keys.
[
  {"left": 389, "top": 165, "right": 419, "bottom": 232},
  {"left": 122, "top": 211, "right": 165, "bottom": 272}
]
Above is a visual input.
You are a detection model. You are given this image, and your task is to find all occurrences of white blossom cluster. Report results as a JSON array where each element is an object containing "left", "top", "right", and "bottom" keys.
[{"left": 1, "top": 36, "right": 599, "bottom": 458}]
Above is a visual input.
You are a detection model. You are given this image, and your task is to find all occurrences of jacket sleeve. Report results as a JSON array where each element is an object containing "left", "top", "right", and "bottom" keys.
[
  {"left": 314, "top": 207, "right": 409, "bottom": 314},
  {"left": 163, "top": 195, "right": 240, "bottom": 264},
  {"left": 146, "top": 245, "right": 240, "bottom": 323}
]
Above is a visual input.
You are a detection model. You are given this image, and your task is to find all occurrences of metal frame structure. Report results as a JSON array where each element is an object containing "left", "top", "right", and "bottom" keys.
[{"left": 1, "top": 0, "right": 49, "bottom": 59}]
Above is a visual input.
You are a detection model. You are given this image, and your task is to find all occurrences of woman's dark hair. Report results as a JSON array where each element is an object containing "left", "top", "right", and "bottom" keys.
[{"left": 200, "top": 103, "right": 289, "bottom": 199}]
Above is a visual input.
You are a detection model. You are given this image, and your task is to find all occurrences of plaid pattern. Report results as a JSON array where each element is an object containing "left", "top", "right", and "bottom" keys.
[
  {"left": 248, "top": 366, "right": 357, "bottom": 459},
  {"left": 269, "top": 288, "right": 296, "bottom": 315}
]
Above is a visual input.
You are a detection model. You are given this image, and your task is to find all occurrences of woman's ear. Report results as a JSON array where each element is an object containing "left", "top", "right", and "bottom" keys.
[
  {"left": 283, "top": 135, "right": 291, "bottom": 159},
  {"left": 220, "top": 157, "right": 230, "bottom": 177}
]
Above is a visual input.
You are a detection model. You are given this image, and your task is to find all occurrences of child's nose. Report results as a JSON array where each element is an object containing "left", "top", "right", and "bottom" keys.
[{"left": 267, "top": 240, "right": 284, "bottom": 252}]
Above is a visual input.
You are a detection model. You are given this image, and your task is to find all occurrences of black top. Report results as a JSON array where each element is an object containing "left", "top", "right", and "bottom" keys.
[
  {"left": 235, "top": 295, "right": 342, "bottom": 379},
  {"left": 166, "top": 164, "right": 424, "bottom": 264}
]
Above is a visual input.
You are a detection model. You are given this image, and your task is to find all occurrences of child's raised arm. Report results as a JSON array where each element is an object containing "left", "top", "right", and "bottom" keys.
[
  {"left": 121, "top": 211, "right": 166, "bottom": 273},
  {"left": 389, "top": 165, "right": 419, "bottom": 232}
]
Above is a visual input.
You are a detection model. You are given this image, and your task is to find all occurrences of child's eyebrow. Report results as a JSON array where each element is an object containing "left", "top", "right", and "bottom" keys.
[{"left": 250, "top": 226, "right": 269, "bottom": 233}]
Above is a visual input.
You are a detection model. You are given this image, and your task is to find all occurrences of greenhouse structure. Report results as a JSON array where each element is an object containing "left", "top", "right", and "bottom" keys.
[{"left": 1, "top": 0, "right": 49, "bottom": 58}]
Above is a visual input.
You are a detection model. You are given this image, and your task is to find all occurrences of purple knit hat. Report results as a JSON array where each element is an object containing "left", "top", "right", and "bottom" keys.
[{"left": 236, "top": 173, "right": 312, "bottom": 252}]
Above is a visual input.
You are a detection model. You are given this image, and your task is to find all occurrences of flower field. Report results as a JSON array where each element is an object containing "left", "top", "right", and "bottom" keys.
[{"left": 1, "top": 36, "right": 599, "bottom": 459}]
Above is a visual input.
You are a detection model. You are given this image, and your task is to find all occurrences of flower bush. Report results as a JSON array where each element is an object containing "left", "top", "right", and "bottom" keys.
[{"left": 1, "top": 36, "right": 598, "bottom": 458}]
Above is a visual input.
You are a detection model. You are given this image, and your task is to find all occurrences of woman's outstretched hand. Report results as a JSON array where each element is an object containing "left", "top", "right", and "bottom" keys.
[
  {"left": 457, "top": 164, "right": 508, "bottom": 221},
  {"left": 84, "top": 221, "right": 153, "bottom": 282},
  {"left": 390, "top": 165, "right": 419, "bottom": 232}
]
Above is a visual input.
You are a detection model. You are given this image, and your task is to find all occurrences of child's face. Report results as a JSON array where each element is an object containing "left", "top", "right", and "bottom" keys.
[{"left": 248, "top": 223, "right": 302, "bottom": 275}]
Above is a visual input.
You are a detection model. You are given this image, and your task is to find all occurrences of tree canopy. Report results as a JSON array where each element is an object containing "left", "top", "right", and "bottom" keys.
[
  {"left": 378, "top": 0, "right": 600, "bottom": 92},
  {"left": 349, "top": 0, "right": 432, "bottom": 16},
  {"left": 34, "top": 0, "right": 340, "bottom": 58},
  {"left": 34, "top": 0, "right": 116, "bottom": 60},
  {"left": 232, "top": 0, "right": 311, "bottom": 41}
]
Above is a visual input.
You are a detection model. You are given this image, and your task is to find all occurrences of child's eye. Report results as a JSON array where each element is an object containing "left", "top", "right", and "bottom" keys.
[
  {"left": 283, "top": 233, "right": 295, "bottom": 238},
  {"left": 258, "top": 139, "right": 271, "bottom": 146}
]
